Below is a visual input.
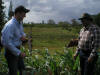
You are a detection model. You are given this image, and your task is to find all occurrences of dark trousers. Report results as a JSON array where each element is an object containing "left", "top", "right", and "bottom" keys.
[
  {"left": 80, "top": 51, "right": 98, "bottom": 75},
  {"left": 5, "top": 48, "right": 25, "bottom": 75}
]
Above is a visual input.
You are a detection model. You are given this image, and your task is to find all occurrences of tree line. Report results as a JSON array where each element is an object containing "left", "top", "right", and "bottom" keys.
[{"left": 1, "top": 0, "right": 100, "bottom": 31}]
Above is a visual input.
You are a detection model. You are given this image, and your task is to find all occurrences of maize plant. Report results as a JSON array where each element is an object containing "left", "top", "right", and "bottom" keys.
[{"left": 1, "top": 47, "right": 100, "bottom": 75}]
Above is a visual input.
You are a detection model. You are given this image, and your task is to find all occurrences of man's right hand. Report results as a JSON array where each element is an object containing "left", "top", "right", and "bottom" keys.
[
  {"left": 19, "top": 52, "right": 26, "bottom": 58},
  {"left": 73, "top": 53, "right": 78, "bottom": 60},
  {"left": 67, "top": 39, "right": 78, "bottom": 48}
]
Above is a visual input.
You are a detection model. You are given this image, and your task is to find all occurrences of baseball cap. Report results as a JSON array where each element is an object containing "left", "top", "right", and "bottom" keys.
[{"left": 14, "top": 5, "right": 30, "bottom": 13}]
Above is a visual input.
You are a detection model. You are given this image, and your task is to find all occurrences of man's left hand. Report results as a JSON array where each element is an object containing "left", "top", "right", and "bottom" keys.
[
  {"left": 21, "top": 36, "right": 27, "bottom": 41},
  {"left": 21, "top": 36, "right": 28, "bottom": 43},
  {"left": 88, "top": 57, "right": 93, "bottom": 62}
]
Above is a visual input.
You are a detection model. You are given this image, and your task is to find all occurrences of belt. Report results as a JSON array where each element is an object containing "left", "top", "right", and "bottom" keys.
[
  {"left": 16, "top": 46, "right": 20, "bottom": 49},
  {"left": 5, "top": 46, "right": 20, "bottom": 55},
  {"left": 80, "top": 48, "right": 91, "bottom": 53}
]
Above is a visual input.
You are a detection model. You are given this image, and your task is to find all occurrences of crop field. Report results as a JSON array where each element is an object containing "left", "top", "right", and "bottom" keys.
[
  {"left": 24, "top": 26, "right": 79, "bottom": 53},
  {"left": 0, "top": 26, "right": 100, "bottom": 75}
]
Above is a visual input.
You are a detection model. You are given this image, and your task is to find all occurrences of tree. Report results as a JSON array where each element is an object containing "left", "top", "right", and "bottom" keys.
[
  {"left": 0, "top": 0, "right": 5, "bottom": 48},
  {"left": 58, "top": 21, "right": 71, "bottom": 30},
  {"left": 71, "top": 19, "right": 80, "bottom": 26},
  {"left": 93, "top": 13, "right": 100, "bottom": 27},
  {"left": 42, "top": 20, "right": 45, "bottom": 24},
  {"left": 47, "top": 19, "right": 55, "bottom": 25},
  {"left": 0, "top": 0, "right": 5, "bottom": 34},
  {"left": 8, "top": 0, "right": 14, "bottom": 20}
]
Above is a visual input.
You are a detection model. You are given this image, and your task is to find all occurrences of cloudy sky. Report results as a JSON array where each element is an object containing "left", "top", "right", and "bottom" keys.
[{"left": 3, "top": 0, "right": 100, "bottom": 23}]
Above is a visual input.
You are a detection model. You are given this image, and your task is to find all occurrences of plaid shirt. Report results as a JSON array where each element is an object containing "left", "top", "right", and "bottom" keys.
[{"left": 76, "top": 24, "right": 100, "bottom": 58}]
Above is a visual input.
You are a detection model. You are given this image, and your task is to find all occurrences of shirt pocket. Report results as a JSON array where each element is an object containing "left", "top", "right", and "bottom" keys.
[{"left": 14, "top": 29, "right": 22, "bottom": 39}]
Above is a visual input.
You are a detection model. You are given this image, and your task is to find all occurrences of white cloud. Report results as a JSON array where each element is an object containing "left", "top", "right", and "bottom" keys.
[{"left": 3, "top": 0, "right": 100, "bottom": 23}]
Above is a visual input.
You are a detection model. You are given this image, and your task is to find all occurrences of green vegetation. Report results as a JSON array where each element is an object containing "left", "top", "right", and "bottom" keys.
[
  {"left": 0, "top": 25, "right": 82, "bottom": 75},
  {"left": 1, "top": 25, "right": 100, "bottom": 75},
  {"left": 1, "top": 0, "right": 100, "bottom": 74},
  {"left": 0, "top": 0, "right": 5, "bottom": 36},
  {"left": 24, "top": 26, "right": 81, "bottom": 53}
]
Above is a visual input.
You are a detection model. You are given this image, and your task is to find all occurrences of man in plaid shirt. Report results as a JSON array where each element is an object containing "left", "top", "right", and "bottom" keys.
[{"left": 73, "top": 13, "right": 100, "bottom": 75}]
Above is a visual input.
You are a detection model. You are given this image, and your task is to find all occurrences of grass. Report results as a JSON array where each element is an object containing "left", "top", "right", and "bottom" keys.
[{"left": 24, "top": 26, "right": 79, "bottom": 53}]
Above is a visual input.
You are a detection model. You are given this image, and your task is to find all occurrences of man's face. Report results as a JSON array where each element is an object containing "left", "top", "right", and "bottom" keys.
[
  {"left": 18, "top": 12, "right": 26, "bottom": 21},
  {"left": 81, "top": 19, "right": 89, "bottom": 27}
]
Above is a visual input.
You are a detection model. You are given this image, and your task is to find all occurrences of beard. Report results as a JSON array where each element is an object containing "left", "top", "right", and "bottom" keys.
[{"left": 18, "top": 17, "right": 24, "bottom": 22}]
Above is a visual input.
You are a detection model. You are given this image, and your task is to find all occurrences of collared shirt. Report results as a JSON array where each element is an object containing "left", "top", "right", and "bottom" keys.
[
  {"left": 76, "top": 24, "right": 100, "bottom": 58},
  {"left": 1, "top": 17, "right": 26, "bottom": 56}
]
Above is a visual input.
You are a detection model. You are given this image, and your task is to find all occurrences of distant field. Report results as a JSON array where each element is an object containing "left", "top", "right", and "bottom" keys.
[{"left": 24, "top": 26, "right": 80, "bottom": 53}]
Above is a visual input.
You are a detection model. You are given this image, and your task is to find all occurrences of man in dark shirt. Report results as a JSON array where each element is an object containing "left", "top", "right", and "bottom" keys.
[{"left": 73, "top": 13, "right": 100, "bottom": 75}]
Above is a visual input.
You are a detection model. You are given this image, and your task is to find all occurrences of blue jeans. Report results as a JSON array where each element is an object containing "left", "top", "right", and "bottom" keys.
[
  {"left": 80, "top": 50, "right": 98, "bottom": 75},
  {"left": 5, "top": 48, "right": 25, "bottom": 75}
]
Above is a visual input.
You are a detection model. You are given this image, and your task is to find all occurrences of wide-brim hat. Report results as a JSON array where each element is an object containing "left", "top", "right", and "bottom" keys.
[{"left": 79, "top": 13, "right": 93, "bottom": 21}]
